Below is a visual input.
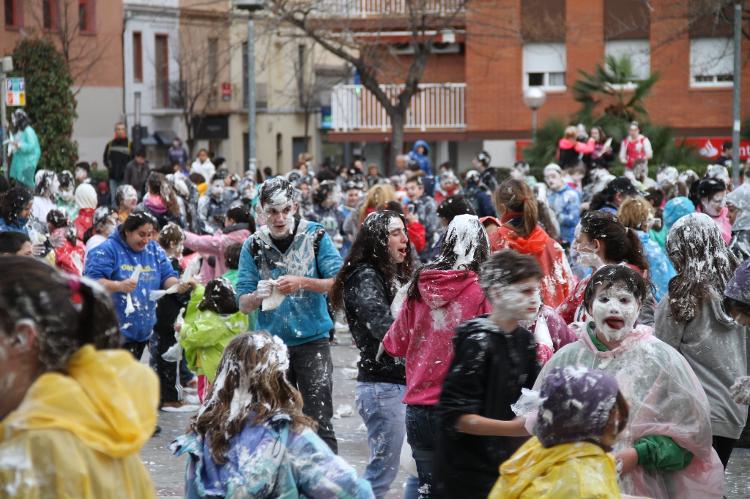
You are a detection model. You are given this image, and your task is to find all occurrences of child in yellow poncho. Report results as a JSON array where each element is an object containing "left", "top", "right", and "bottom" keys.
[
  {"left": 489, "top": 366, "right": 628, "bottom": 499},
  {"left": 179, "top": 277, "right": 248, "bottom": 402}
]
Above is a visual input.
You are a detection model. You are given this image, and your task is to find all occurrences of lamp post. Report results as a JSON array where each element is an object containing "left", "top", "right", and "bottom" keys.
[
  {"left": 523, "top": 87, "right": 546, "bottom": 143},
  {"left": 731, "top": 0, "right": 742, "bottom": 187},
  {"left": 1, "top": 56, "right": 13, "bottom": 180},
  {"left": 233, "top": 0, "right": 265, "bottom": 181},
  {"left": 133, "top": 91, "right": 142, "bottom": 154}
]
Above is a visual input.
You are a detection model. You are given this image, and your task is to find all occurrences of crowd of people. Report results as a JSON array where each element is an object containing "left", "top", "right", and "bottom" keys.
[{"left": 0, "top": 118, "right": 749, "bottom": 499}]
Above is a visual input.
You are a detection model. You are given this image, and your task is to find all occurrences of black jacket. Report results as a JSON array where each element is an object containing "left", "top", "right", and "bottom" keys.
[
  {"left": 103, "top": 137, "right": 132, "bottom": 182},
  {"left": 435, "top": 316, "right": 539, "bottom": 499},
  {"left": 343, "top": 264, "right": 405, "bottom": 385}
]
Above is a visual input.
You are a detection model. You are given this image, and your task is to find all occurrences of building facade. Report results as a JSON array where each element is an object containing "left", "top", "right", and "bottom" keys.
[
  {"left": 326, "top": 0, "right": 750, "bottom": 169},
  {"left": 1, "top": 0, "right": 125, "bottom": 165}
]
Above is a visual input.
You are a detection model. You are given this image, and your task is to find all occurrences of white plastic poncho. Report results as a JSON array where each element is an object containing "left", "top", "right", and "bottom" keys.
[{"left": 534, "top": 324, "right": 724, "bottom": 499}]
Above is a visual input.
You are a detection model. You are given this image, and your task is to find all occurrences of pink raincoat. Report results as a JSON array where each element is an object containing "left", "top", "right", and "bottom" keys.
[
  {"left": 383, "top": 269, "right": 491, "bottom": 406},
  {"left": 697, "top": 206, "right": 732, "bottom": 245},
  {"left": 535, "top": 324, "right": 724, "bottom": 499},
  {"left": 184, "top": 227, "right": 250, "bottom": 283}
]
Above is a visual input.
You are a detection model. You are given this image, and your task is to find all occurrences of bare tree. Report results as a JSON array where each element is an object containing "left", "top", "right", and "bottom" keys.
[
  {"left": 173, "top": 13, "right": 236, "bottom": 156},
  {"left": 22, "top": 0, "right": 111, "bottom": 92},
  {"left": 264, "top": 0, "right": 482, "bottom": 171}
]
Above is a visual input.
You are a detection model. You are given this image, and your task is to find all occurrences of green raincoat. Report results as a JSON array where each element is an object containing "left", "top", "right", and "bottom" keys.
[{"left": 179, "top": 286, "right": 249, "bottom": 382}]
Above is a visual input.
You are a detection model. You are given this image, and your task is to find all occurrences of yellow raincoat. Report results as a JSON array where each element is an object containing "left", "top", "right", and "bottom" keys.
[
  {"left": 0, "top": 345, "right": 158, "bottom": 498},
  {"left": 489, "top": 436, "right": 621, "bottom": 499}
]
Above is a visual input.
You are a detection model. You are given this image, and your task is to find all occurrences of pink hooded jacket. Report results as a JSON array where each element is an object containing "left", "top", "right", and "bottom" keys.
[
  {"left": 383, "top": 269, "right": 491, "bottom": 406},
  {"left": 184, "top": 227, "right": 250, "bottom": 282}
]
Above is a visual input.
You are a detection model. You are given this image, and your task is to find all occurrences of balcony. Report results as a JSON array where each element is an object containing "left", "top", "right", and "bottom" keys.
[
  {"left": 331, "top": 83, "right": 466, "bottom": 132},
  {"left": 315, "top": 0, "right": 464, "bottom": 17}
]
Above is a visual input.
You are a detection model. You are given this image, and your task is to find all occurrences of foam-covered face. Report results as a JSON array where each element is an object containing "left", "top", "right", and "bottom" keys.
[
  {"left": 387, "top": 217, "right": 408, "bottom": 264},
  {"left": 544, "top": 170, "right": 564, "bottom": 191},
  {"left": 74, "top": 167, "right": 87, "bottom": 182},
  {"left": 572, "top": 227, "right": 603, "bottom": 268},
  {"left": 591, "top": 128, "right": 601, "bottom": 141},
  {"left": 210, "top": 179, "right": 225, "bottom": 199},
  {"left": 264, "top": 198, "right": 297, "bottom": 238},
  {"left": 58, "top": 187, "right": 74, "bottom": 203},
  {"left": 628, "top": 126, "right": 639, "bottom": 140},
  {"left": 488, "top": 277, "right": 542, "bottom": 323},
  {"left": 702, "top": 192, "right": 726, "bottom": 217},
  {"left": 121, "top": 186, "right": 138, "bottom": 210},
  {"left": 591, "top": 284, "right": 640, "bottom": 343},
  {"left": 326, "top": 186, "right": 342, "bottom": 208},
  {"left": 345, "top": 189, "right": 361, "bottom": 208}
]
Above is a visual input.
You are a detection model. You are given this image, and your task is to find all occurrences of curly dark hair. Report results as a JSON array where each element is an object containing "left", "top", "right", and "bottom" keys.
[
  {"left": 582, "top": 265, "right": 649, "bottom": 314},
  {"left": 329, "top": 210, "right": 413, "bottom": 310}
]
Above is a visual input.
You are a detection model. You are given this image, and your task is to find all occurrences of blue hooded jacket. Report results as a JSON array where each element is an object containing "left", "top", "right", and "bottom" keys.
[
  {"left": 547, "top": 185, "right": 580, "bottom": 244},
  {"left": 0, "top": 217, "right": 28, "bottom": 234},
  {"left": 84, "top": 229, "right": 178, "bottom": 342},
  {"left": 173, "top": 414, "right": 373, "bottom": 498},
  {"left": 409, "top": 140, "right": 432, "bottom": 176},
  {"left": 236, "top": 219, "right": 343, "bottom": 346}
]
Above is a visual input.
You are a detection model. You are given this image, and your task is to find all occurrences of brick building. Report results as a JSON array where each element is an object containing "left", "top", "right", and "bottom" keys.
[
  {"left": 327, "top": 0, "right": 750, "bottom": 169},
  {"left": 2, "top": 0, "right": 125, "bottom": 164}
]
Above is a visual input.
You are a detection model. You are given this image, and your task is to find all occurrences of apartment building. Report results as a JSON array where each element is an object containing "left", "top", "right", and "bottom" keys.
[
  {"left": 327, "top": 0, "right": 750, "bottom": 168},
  {"left": 1, "top": 0, "right": 125, "bottom": 163}
]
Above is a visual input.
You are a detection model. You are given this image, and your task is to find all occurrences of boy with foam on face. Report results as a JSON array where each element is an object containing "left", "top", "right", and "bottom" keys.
[
  {"left": 435, "top": 250, "right": 542, "bottom": 499},
  {"left": 236, "top": 177, "right": 343, "bottom": 452}
]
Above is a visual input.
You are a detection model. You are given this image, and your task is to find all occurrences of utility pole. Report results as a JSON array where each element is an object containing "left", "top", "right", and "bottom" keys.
[
  {"left": 0, "top": 56, "right": 13, "bottom": 181},
  {"left": 731, "top": 0, "right": 742, "bottom": 186},
  {"left": 233, "top": 0, "right": 265, "bottom": 182}
]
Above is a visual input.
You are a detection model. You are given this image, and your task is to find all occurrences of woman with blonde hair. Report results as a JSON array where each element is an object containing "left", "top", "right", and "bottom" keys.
[
  {"left": 343, "top": 183, "right": 396, "bottom": 242},
  {"left": 173, "top": 331, "right": 373, "bottom": 497},
  {"left": 618, "top": 196, "right": 675, "bottom": 302}
]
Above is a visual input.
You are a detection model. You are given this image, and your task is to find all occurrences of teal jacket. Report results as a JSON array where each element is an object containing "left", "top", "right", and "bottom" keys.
[{"left": 10, "top": 127, "right": 41, "bottom": 188}]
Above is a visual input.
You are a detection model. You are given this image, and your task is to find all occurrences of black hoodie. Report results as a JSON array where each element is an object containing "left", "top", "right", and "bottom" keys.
[
  {"left": 435, "top": 316, "right": 539, "bottom": 498},
  {"left": 343, "top": 264, "right": 405, "bottom": 385}
]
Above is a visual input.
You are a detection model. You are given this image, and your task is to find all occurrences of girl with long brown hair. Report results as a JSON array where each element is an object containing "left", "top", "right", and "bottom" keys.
[{"left": 173, "top": 331, "right": 373, "bottom": 498}]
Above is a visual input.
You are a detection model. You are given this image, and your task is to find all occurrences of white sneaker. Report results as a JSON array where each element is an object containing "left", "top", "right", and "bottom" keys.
[{"left": 160, "top": 402, "right": 199, "bottom": 413}]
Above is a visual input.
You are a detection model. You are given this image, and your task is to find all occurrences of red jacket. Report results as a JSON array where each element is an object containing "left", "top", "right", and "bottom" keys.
[
  {"left": 406, "top": 220, "right": 426, "bottom": 253},
  {"left": 484, "top": 218, "right": 575, "bottom": 308},
  {"left": 52, "top": 228, "right": 86, "bottom": 276},
  {"left": 383, "top": 269, "right": 491, "bottom": 406},
  {"left": 74, "top": 207, "right": 95, "bottom": 242}
]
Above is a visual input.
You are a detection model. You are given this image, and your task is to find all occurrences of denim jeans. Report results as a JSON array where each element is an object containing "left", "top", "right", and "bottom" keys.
[
  {"left": 355, "top": 382, "right": 406, "bottom": 499},
  {"left": 287, "top": 339, "right": 338, "bottom": 452},
  {"left": 405, "top": 404, "right": 441, "bottom": 499},
  {"left": 109, "top": 178, "right": 120, "bottom": 207}
]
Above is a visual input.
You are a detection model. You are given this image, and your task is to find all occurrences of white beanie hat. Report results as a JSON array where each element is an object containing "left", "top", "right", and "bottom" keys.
[{"left": 75, "top": 183, "right": 98, "bottom": 209}]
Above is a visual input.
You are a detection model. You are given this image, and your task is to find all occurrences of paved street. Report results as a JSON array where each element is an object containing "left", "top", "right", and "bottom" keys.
[{"left": 143, "top": 331, "right": 750, "bottom": 499}]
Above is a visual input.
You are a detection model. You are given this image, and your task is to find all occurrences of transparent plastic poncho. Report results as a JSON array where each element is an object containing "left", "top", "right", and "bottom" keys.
[{"left": 533, "top": 324, "right": 724, "bottom": 499}]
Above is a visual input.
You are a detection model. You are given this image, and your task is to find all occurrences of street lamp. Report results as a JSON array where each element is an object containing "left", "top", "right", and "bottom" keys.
[
  {"left": 233, "top": 0, "right": 265, "bottom": 181},
  {"left": 523, "top": 87, "right": 546, "bottom": 143},
  {"left": 1, "top": 56, "right": 13, "bottom": 180},
  {"left": 134, "top": 91, "right": 142, "bottom": 154}
]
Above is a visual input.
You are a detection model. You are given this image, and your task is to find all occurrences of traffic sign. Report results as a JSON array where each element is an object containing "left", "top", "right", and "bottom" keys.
[{"left": 5, "top": 77, "right": 25, "bottom": 106}]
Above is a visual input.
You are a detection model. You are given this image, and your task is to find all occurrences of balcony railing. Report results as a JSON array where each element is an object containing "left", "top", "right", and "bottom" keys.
[
  {"left": 315, "top": 0, "right": 464, "bottom": 17},
  {"left": 331, "top": 83, "right": 466, "bottom": 132}
]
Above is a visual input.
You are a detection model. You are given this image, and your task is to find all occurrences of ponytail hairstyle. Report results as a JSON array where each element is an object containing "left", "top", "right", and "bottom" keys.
[
  {"left": 494, "top": 178, "right": 538, "bottom": 237},
  {"left": 0, "top": 257, "right": 119, "bottom": 371},
  {"left": 579, "top": 211, "right": 649, "bottom": 272}
]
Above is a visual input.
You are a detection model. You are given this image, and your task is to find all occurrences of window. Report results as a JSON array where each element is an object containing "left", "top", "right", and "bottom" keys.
[
  {"left": 78, "top": 0, "right": 94, "bottom": 32},
  {"left": 133, "top": 32, "right": 143, "bottom": 82},
  {"left": 690, "top": 38, "right": 733, "bottom": 87},
  {"left": 43, "top": 0, "right": 58, "bottom": 30},
  {"left": 604, "top": 40, "right": 651, "bottom": 81},
  {"left": 523, "top": 43, "right": 566, "bottom": 90},
  {"left": 154, "top": 34, "right": 169, "bottom": 107},
  {"left": 4, "top": 0, "right": 22, "bottom": 28}
]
